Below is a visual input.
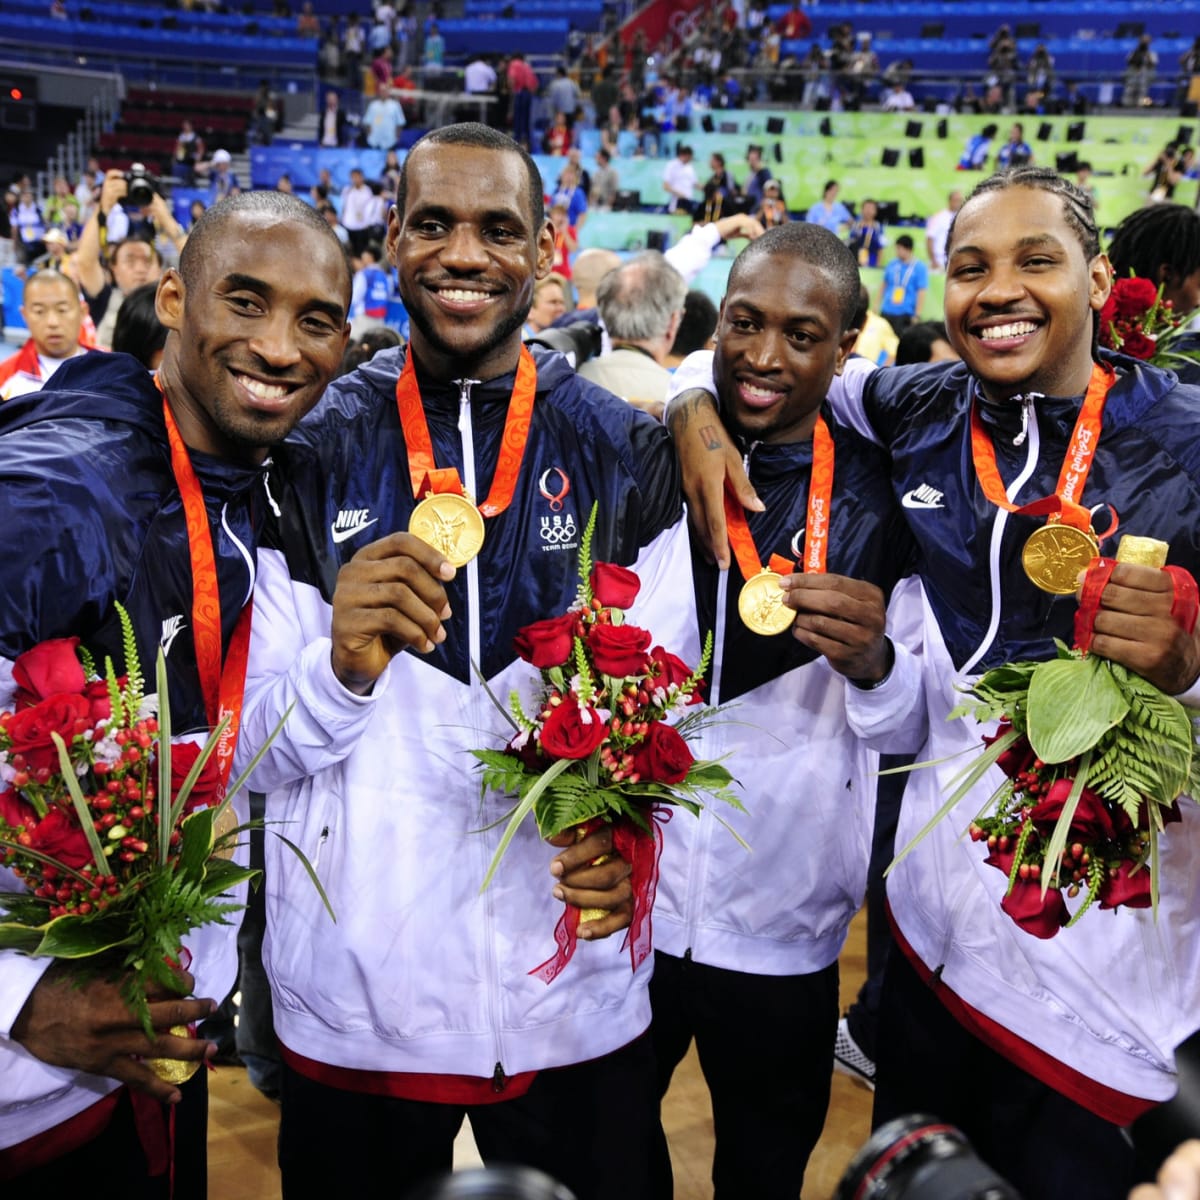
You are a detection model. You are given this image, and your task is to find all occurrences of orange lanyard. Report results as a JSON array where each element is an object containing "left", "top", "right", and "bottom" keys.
[
  {"left": 395, "top": 345, "right": 537, "bottom": 516},
  {"left": 160, "top": 392, "right": 253, "bottom": 791},
  {"left": 722, "top": 414, "right": 835, "bottom": 579},
  {"left": 969, "top": 362, "right": 1114, "bottom": 531}
]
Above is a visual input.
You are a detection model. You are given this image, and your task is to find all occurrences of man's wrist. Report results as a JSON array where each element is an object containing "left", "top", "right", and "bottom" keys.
[{"left": 849, "top": 638, "right": 895, "bottom": 690}]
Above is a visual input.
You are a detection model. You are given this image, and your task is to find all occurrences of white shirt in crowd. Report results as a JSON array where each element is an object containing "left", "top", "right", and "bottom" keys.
[
  {"left": 464, "top": 58, "right": 497, "bottom": 93},
  {"left": 662, "top": 156, "right": 698, "bottom": 212},
  {"left": 924, "top": 206, "right": 956, "bottom": 270}
]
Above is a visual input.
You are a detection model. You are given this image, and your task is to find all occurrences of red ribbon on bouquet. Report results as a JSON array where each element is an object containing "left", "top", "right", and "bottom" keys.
[
  {"left": 529, "top": 807, "right": 671, "bottom": 984},
  {"left": 1074, "top": 561, "right": 1200, "bottom": 654}
]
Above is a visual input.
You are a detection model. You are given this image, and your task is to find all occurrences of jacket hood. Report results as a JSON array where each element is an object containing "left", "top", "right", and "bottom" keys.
[{"left": 0, "top": 349, "right": 165, "bottom": 440}]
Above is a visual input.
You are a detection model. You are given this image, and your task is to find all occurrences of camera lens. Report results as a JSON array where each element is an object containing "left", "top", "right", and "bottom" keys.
[{"left": 834, "top": 1114, "right": 1021, "bottom": 1200}]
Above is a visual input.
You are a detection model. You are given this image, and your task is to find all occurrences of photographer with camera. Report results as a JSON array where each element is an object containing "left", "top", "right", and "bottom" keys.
[{"left": 76, "top": 168, "right": 185, "bottom": 349}]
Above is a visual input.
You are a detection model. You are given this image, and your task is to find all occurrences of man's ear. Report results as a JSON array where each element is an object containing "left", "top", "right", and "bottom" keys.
[
  {"left": 534, "top": 219, "right": 556, "bottom": 281},
  {"left": 155, "top": 269, "right": 185, "bottom": 332}
]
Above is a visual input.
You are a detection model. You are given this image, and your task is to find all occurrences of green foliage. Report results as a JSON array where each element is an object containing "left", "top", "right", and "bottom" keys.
[
  {"left": 578, "top": 501, "right": 599, "bottom": 607},
  {"left": 115, "top": 602, "right": 144, "bottom": 725},
  {"left": 1026, "top": 655, "right": 1129, "bottom": 763}
]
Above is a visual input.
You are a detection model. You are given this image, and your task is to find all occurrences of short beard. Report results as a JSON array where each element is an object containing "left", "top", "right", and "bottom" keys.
[{"left": 405, "top": 298, "right": 531, "bottom": 380}]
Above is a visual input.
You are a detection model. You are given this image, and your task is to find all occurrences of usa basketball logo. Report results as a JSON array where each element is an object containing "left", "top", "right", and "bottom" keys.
[
  {"left": 539, "top": 467, "right": 571, "bottom": 511},
  {"left": 537, "top": 466, "right": 578, "bottom": 552}
]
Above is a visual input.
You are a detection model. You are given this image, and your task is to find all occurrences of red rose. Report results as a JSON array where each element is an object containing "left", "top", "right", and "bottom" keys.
[
  {"left": 1000, "top": 878, "right": 1069, "bottom": 939},
  {"left": 589, "top": 562, "right": 641, "bottom": 610},
  {"left": 983, "top": 846, "right": 1014, "bottom": 875},
  {"left": 11, "top": 639, "right": 85, "bottom": 709},
  {"left": 539, "top": 695, "right": 608, "bottom": 760},
  {"left": 28, "top": 806, "right": 94, "bottom": 870},
  {"left": 630, "top": 720, "right": 695, "bottom": 784},
  {"left": 587, "top": 623, "right": 652, "bottom": 677},
  {"left": 1028, "top": 780, "right": 1116, "bottom": 843},
  {"left": 513, "top": 612, "right": 579, "bottom": 669},
  {"left": 1098, "top": 860, "right": 1153, "bottom": 910},
  {"left": 169, "top": 741, "right": 223, "bottom": 815},
  {"left": 1112, "top": 276, "right": 1159, "bottom": 321},
  {"left": 647, "top": 645, "right": 703, "bottom": 704},
  {"left": 4, "top": 693, "right": 92, "bottom": 774},
  {"left": 0, "top": 788, "right": 36, "bottom": 832},
  {"left": 1119, "top": 330, "right": 1157, "bottom": 361},
  {"left": 983, "top": 721, "right": 1034, "bottom": 780},
  {"left": 83, "top": 679, "right": 115, "bottom": 724}
]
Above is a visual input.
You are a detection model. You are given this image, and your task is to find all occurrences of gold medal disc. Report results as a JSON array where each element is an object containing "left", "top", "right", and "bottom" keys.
[
  {"left": 146, "top": 1024, "right": 201, "bottom": 1084},
  {"left": 738, "top": 570, "right": 795, "bottom": 636},
  {"left": 1021, "top": 523, "right": 1100, "bottom": 594},
  {"left": 409, "top": 492, "right": 486, "bottom": 567}
]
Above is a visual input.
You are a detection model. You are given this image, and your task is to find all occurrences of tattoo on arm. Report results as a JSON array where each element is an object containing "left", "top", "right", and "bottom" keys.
[
  {"left": 698, "top": 425, "right": 723, "bottom": 451},
  {"left": 667, "top": 390, "right": 717, "bottom": 437}
]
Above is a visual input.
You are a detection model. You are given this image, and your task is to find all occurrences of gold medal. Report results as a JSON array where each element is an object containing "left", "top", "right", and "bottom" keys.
[
  {"left": 738, "top": 570, "right": 795, "bottom": 636},
  {"left": 145, "top": 1024, "right": 201, "bottom": 1084},
  {"left": 1021, "top": 523, "right": 1100, "bottom": 594},
  {"left": 410, "top": 492, "right": 486, "bottom": 567}
]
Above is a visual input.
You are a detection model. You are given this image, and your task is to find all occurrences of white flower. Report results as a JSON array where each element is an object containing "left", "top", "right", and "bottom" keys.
[
  {"left": 510, "top": 728, "right": 531, "bottom": 751},
  {"left": 93, "top": 734, "right": 122, "bottom": 768},
  {"left": 138, "top": 694, "right": 160, "bottom": 719}
]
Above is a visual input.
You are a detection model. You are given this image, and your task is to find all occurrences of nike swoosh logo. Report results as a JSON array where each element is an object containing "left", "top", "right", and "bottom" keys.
[
  {"left": 901, "top": 492, "right": 944, "bottom": 510},
  {"left": 331, "top": 517, "right": 379, "bottom": 543}
]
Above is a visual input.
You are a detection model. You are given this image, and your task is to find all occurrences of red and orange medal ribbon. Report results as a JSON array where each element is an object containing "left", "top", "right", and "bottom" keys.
[
  {"left": 970, "top": 362, "right": 1115, "bottom": 594},
  {"left": 395, "top": 346, "right": 538, "bottom": 566},
  {"left": 160, "top": 392, "right": 253, "bottom": 792},
  {"left": 723, "top": 413, "right": 835, "bottom": 634}
]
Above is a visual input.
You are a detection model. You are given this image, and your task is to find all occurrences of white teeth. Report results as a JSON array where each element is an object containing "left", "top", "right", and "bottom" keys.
[
  {"left": 236, "top": 374, "right": 289, "bottom": 400},
  {"left": 980, "top": 321, "right": 1037, "bottom": 341},
  {"left": 438, "top": 288, "right": 491, "bottom": 302},
  {"left": 742, "top": 384, "right": 781, "bottom": 399}
]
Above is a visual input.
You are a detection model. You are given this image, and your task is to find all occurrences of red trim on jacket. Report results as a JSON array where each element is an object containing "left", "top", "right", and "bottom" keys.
[
  {"left": 280, "top": 1042, "right": 537, "bottom": 1105},
  {"left": 889, "top": 909, "right": 1158, "bottom": 1126}
]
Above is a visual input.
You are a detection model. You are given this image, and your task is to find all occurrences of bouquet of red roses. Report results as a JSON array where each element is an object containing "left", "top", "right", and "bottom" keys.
[
  {"left": 891, "top": 543, "right": 1199, "bottom": 939},
  {"left": 0, "top": 607, "right": 313, "bottom": 1038},
  {"left": 1099, "top": 275, "right": 1199, "bottom": 372},
  {"left": 473, "top": 505, "right": 743, "bottom": 980}
]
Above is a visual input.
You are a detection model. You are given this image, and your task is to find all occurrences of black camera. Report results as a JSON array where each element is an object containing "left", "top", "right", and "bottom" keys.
[
  {"left": 526, "top": 319, "right": 603, "bottom": 369},
  {"left": 834, "top": 1115, "right": 1020, "bottom": 1200},
  {"left": 124, "top": 163, "right": 160, "bottom": 209}
]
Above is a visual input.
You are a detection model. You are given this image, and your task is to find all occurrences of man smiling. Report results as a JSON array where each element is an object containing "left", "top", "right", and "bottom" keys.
[
  {"left": 0, "top": 192, "right": 350, "bottom": 1193},
  {"left": 234, "top": 123, "right": 694, "bottom": 1200},
  {"left": 668, "top": 166, "right": 1200, "bottom": 1198},
  {"left": 649, "top": 224, "right": 917, "bottom": 1199}
]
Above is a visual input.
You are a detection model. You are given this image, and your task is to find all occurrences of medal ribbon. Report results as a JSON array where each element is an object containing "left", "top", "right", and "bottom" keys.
[
  {"left": 160, "top": 393, "right": 253, "bottom": 791},
  {"left": 1074, "top": 563, "right": 1199, "bottom": 655},
  {"left": 969, "top": 362, "right": 1114, "bottom": 532},
  {"left": 396, "top": 345, "right": 537, "bottom": 517},
  {"left": 721, "top": 414, "right": 835, "bottom": 580}
]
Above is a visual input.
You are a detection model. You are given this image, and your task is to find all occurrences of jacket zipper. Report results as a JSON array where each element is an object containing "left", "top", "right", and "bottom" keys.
[
  {"left": 959, "top": 396, "right": 1040, "bottom": 677},
  {"left": 942, "top": 396, "right": 1040, "bottom": 964},
  {"left": 681, "top": 446, "right": 754, "bottom": 955},
  {"left": 457, "top": 377, "right": 508, "bottom": 1084}
]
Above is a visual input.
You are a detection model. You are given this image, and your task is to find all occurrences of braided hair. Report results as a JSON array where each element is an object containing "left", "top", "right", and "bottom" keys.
[
  {"left": 1107, "top": 203, "right": 1200, "bottom": 304},
  {"left": 948, "top": 166, "right": 1101, "bottom": 261}
]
